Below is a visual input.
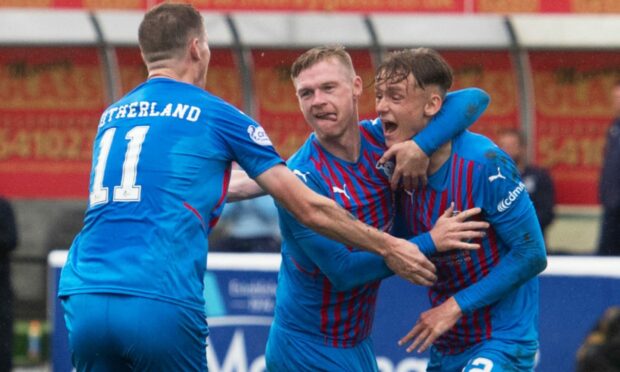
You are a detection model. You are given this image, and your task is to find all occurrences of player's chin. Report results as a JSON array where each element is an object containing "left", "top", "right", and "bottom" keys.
[{"left": 383, "top": 133, "right": 400, "bottom": 149}]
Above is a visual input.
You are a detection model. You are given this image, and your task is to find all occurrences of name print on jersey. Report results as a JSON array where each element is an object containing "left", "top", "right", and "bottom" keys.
[{"left": 99, "top": 101, "right": 201, "bottom": 126}]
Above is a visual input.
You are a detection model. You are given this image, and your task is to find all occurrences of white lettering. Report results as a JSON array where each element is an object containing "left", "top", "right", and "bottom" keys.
[
  {"left": 98, "top": 112, "right": 107, "bottom": 127},
  {"left": 187, "top": 106, "right": 201, "bottom": 122},
  {"left": 99, "top": 101, "right": 202, "bottom": 124},
  {"left": 228, "top": 279, "right": 277, "bottom": 297},
  {"left": 127, "top": 102, "right": 138, "bottom": 118},
  {"left": 106, "top": 107, "right": 118, "bottom": 123},
  {"left": 172, "top": 104, "right": 189, "bottom": 119},
  {"left": 497, "top": 182, "right": 526, "bottom": 212},
  {"left": 115, "top": 104, "right": 128, "bottom": 119},
  {"left": 138, "top": 101, "right": 149, "bottom": 117},
  {"left": 206, "top": 328, "right": 430, "bottom": 372},
  {"left": 160, "top": 103, "right": 173, "bottom": 117},
  {"left": 207, "top": 330, "right": 248, "bottom": 372},
  {"left": 149, "top": 102, "right": 160, "bottom": 116}
]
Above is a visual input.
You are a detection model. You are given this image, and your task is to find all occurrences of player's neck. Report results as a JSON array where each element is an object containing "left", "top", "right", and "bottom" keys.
[
  {"left": 317, "top": 125, "right": 361, "bottom": 163},
  {"left": 429, "top": 142, "right": 451, "bottom": 175},
  {"left": 148, "top": 66, "right": 181, "bottom": 81},
  {"left": 147, "top": 59, "right": 201, "bottom": 87}
]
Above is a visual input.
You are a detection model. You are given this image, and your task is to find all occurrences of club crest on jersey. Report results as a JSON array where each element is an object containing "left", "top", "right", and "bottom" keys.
[
  {"left": 376, "top": 160, "right": 395, "bottom": 179},
  {"left": 247, "top": 125, "right": 272, "bottom": 146}
]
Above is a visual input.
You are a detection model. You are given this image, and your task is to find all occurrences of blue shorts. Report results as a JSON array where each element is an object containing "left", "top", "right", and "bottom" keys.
[
  {"left": 61, "top": 293, "right": 208, "bottom": 372},
  {"left": 265, "top": 322, "right": 378, "bottom": 372},
  {"left": 427, "top": 339, "right": 538, "bottom": 372}
]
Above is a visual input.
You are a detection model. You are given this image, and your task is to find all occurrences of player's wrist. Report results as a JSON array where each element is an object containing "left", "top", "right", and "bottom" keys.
[
  {"left": 446, "top": 297, "right": 463, "bottom": 317},
  {"left": 378, "top": 232, "right": 400, "bottom": 258}
]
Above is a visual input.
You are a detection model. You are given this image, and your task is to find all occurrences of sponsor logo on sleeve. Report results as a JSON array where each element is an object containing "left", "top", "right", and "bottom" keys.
[
  {"left": 247, "top": 125, "right": 273, "bottom": 146},
  {"left": 497, "top": 182, "right": 526, "bottom": 212}
]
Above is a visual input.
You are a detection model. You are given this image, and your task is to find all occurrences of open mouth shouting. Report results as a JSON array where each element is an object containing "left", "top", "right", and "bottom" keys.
[{"left": 383, "top": 119, "right": 398, "bottom": 136}]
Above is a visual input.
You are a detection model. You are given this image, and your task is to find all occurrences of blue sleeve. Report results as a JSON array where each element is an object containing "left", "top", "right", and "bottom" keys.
[
  {"left": 293, "top": 230, "right": 394, "bottom": 291},
  {"left": 453, "top": 151, "right": 547, "bottom": 313},
  {"left": 410, "top": 232, "right": 437, "bottom": 256},
  {"left": 208, "top": 101, "right": 284, "bottom": 179},
  {"left": 414, "top": 88, "right": 490, "bottom": 156},
  {"left": 278, "top": 172, "right": 393, "bottom": 291}
]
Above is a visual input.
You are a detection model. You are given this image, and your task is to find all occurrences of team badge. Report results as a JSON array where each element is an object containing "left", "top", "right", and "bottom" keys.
[
  {"left": 247, "top": 125, "right": 273, "bottom": 146},
  {"left": 376, "top": 160, "right": 395, "bottom": 179}
]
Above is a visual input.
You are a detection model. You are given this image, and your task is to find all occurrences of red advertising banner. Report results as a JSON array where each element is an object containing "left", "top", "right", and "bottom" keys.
[
  {"left": 0, "top": 47, "right": 106, "bottom": 199},
  {"left": 251, "top": 49, "right": 375, "bottom": 159},
  {"left": 530, "top": 51, "right": 620, "bottom": 205},
  {"left": 474, "top": 0, "right": 620, "bottom": 13},
  {"left": 116, "top": 48, "right": 242, "bottom": 107},
  {"left": 440, "top": 51, "right": 520, "bottom": 140},
  {"left": 0, "top": 0, "right": 464, "bottom": 12},
  {"left": 3, "top": 0, "right": 618, "bottom": 13}
]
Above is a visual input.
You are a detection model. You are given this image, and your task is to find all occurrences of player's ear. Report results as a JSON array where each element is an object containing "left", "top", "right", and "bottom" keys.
[
  {"left": 189, "top": 38, "right": 201, "bottom": 61},
  {"left": 352, "top": 75, "right": 363, "bottom": 99},
  {"left": 424, "top": 92, "right": 443, "bottom": 117}
]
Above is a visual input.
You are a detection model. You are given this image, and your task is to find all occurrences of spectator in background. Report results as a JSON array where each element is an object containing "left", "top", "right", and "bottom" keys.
[
  {"left": 497, "top": 128, "right": 556, "bottom": 238},
  {"left": 212, "top": 194, "right": 281, "bottom": 253},
  {"left": 597, "top": 81, "right": 620, "bottom": 256},
  {"left": 576, "top": 306, "right": 620, "bottom": 371},
  {"left": 0, "top": 197, "right": 18, "bottom": 372}
]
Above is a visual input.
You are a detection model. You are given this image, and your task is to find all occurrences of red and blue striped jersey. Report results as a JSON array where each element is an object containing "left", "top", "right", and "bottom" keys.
[
  {"left": 271, "top": 88, "right": 492, "bottom": 349},
  {"left": 398, "top": 130, "right": 547, "bottom": 355},
  {"left": 274, "top": 121, "right": 395, "bottom": 347}
]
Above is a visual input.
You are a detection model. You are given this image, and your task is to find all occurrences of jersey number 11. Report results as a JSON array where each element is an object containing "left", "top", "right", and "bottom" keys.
[{"left": 89, "top": 125, "right": 150, "bottom": 207}]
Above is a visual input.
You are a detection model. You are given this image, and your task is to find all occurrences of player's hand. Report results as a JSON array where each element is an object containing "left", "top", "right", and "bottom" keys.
[
  {"left": 398, "top": 297, "right": 462, "bottom": 353},
  {"left": 430, "top": 203, "right": 489, "bottom": 252},
  {"left": 384, "top": 239, "right": 436, "bottom": 286},
  {"left": 378, "top": 140, "right": 429, "bottom": 191}
]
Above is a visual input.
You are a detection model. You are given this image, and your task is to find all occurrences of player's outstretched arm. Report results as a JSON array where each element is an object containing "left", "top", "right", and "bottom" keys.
[
  {"left": 227, "top": 169, "right": 266, "bottom": 202},
  {"left": 286, "top": 221, "right": 394, "bottom": 291},
  {"left": 378, "top": 88, "right": 490, "bottom": 190},
  {"left": 255, "top": 164, "right": 437, "bottom": 286}
]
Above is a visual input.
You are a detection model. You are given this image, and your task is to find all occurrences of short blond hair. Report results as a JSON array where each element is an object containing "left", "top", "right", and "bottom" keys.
[{"left": 290, "top": 45, "right": 355, "bottom": 80}]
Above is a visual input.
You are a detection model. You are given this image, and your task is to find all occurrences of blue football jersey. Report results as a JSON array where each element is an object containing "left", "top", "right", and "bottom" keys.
[
  {"left": 273, "top": 122, "right": 395, "bottom": 348},
  {"left": 399, "top": 130, "right": 544, "bottom": 354},
  {"left": 59, "top": 77, "right": 284, "bottom": 311}
]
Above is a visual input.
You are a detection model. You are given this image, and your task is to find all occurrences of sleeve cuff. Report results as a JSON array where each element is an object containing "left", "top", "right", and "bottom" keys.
[
  {"left": 453, "top": 292, "right": 473, "bottom": 314},
  {"left": 409, "top": 232, "right": 437, "bottom": 256},
  {"left": 411, "top": 138, "right": 432, "bottom": 157}
]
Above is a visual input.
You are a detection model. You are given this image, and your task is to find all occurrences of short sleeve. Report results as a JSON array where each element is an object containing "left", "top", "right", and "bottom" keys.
[{"left": 208, "top": 102, "right": 284, "bottom": 179}]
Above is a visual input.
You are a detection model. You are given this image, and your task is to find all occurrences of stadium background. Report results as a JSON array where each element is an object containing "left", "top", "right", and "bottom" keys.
[{"left": 1, "top": 0, "right": 619, "bottom": 370}]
